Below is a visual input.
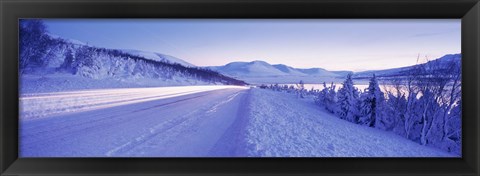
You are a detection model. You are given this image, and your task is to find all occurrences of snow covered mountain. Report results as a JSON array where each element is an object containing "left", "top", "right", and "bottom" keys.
[
  {"left": 295, "top": 67, "right": 341, "bottom": 77},
  {"left": 331, "top": 70, "right": 354, "bottom": 77},
  {"left": 354, "top": 54, "right": 461, "bottom": 78},
  {"left": 122, "top": 49, "right": 195, "bottom": 67},
  {"left": 207, "top": 61, "right": 344, "bottom": 84},
  {"left": 208, "top": 60, "right": 288, "bottom": 77}
]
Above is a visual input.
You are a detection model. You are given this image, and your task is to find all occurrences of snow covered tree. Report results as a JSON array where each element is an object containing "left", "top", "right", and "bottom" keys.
[
  {"left": 296, "top": 80, "right": 306, "bottom": 98},
  {"left": 359, "top": 74, "right": 386, "bottom": 128},
  {"left": 60, "top": 48, "right": 75, "bottom": 73},
  {"left": 403, "top": 69, "right": 423, "bottom": 140},
  {"left": 418, "top": 89, "right": 443, "bottom": 146},
  {"left": 272, "top": 83, "right": 280, "bottom": 91},
  {"left": 336, "top": 73, "right": 360, "bottom": 123},
  {"left": 315, "top": 82, "right": 328, "bottom": 106},
  {"left": 361, "top": 74, "right": 388, "bottom": 130},
  {"left": 282, "top": 85, "right": 289, "bottom": 92},
  {"left": 441, "top": 101, "right": 461, "bottom": 154},
  {"left": 385, "top": 91, "right": 408, "bottom": 135},
  {"left": 382, "top": 55, "right": 462, "bottom": 148},
  {"left": 74, "top": 46, "right": 101, "bottom": 78},
  {"left": 415, "top": 57, "right": 456, "bottom": 146},
  {"left": 324, "top": 82, "right": 337, "bottom": 113},
  {"left": 383, "top": 55, "right": 427, "bottom": 141},
  {"left": 440, "top": 59, "right": 462, "bottom": 142},
  {"left": 309, "top": 86, "right": 316, "bottom": 95},
  {"left": 19, "top": 19, "right": 50, "bottom": 74},
  {"left": 288, "top": 85, "right": 295, "bottom": 93}
]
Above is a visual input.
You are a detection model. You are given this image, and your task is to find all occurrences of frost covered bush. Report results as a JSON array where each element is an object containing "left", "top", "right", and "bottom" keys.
[
  {"left": 263, "top": 56, "right": 462, "bottom": 155},
  {"left": 314, "top": 82, "right": 328, "bottom": 106},
  {"left": 329, "top": 57, "right": 461, "bottom": 155}
]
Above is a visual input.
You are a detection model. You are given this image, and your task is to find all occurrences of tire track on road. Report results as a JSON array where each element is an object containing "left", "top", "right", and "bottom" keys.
[
  {"left": 21, "top": 90, "right": 219, "bottom": 146},
  {"left": 107, "top": 89, "right": 248, "bottom": 156}
]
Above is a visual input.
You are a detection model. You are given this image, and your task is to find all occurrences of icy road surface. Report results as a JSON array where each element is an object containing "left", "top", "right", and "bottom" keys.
[
  {"left": 20, "top": 86, "right": 250, "bottom": 157},
  {"left": 19, "top": 86, "right": 453, "bottom": 157}
]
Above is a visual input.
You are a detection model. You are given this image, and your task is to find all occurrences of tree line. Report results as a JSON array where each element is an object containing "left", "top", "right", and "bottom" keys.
[{"left": 261, "top": 57, "right": 462, "bottom": 155}]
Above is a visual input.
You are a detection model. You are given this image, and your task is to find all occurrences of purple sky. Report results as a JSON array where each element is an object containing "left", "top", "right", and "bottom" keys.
[{"left": 44, "top": 19, "right": 460, "bottom": 71}]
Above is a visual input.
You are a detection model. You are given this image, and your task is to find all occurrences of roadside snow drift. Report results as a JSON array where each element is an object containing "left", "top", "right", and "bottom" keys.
[{"left": 243, "top": 88, "right": 454, "bottom": 157}]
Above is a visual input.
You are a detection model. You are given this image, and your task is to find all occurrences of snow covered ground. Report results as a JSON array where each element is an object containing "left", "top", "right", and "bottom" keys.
[
  {"left": 122, "top": 49, "right": 196, "bottom": 67},
  {"left": 20, "top": 73, "right": 217, "bottom": 94},
  {"left": 19, "top": 86, "right": 454, "bottom": 157},
  {"left": 243, "top": 88, "right": 455, "bottom": 157}
]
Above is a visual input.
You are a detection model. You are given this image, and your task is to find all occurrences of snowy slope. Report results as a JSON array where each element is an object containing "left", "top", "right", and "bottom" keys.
[
  {"left": 20, "top": 73, "right": 217, "bottom": 94},
  {"left": 122, "top": 49, "right": 195, "bottom": 67},
  {"left": 243, "top": 88, "right": 455, "bottom": 157},
  {"left": 272, "top": 64, "right": 308, "bottom": 76},
  {"left": 20, "top": 35, "right": 246, "bottom": 93},
  {"left": 46, "top": 35, "right": 195, "bottom": 68},
  {"left": 210, "top": 61, "right": 289, "bottom": 77},
  {"left": 208, "top": 60, "right": 344, "bottom": 84},
  {"left": 47, "top": 33, "right": 87, "bottom": 46},
  {"left": 330, "top": 70, "right": 354, "bottom": 77},
  {"left": 296, "top": 67, "right": 339, "bottom": 77},
  {"left": 354, "top": 54, "right": 461, "bottom": 78}
]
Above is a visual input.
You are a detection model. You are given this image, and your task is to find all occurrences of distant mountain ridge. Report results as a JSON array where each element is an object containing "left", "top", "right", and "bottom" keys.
[
  {"left": 353, "top": 54, "right": 461, "bottom": 78},
  {"left": 207, "top": 60, "right": 347, "bottom": 84},
  {"left": 206, "top": 54, "right": 460, "bottom": 84},
  {"left": 41, "top": 34, "right": 462, "bottom": 85}
]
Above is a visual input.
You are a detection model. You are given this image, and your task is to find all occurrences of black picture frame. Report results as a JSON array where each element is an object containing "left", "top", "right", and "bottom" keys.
[{"left": 1, "top": 0, "right": 479, "bottom": 175}]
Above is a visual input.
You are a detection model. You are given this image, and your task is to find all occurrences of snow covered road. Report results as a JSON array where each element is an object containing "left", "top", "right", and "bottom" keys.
[
  {"left": 20, "top": 86, "right": 250, "bottom": 157},
  {"left": 20, "top": 85, "right": 248, "bottom": 120}
]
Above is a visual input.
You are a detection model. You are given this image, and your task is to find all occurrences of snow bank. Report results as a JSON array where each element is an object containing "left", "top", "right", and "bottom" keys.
[{"left": 243, "top": 88, "right": 455, "bottom": 157}]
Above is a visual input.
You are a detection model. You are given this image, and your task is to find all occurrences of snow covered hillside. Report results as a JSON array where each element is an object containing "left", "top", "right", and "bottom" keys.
[
  {"left": 207, "top": 60, "right": 345, "bottom": 84},
  {"left": 122, "top": 49, "right": 195, "bottom": 67},
  {"left": 20, "top": 72, "right": 220, "bottom": 94},
  {"left": 20, "top": 39, "right": 245, "bottom": 93},
  {"left": 20, "top": 21, "right": 246, "bottom": 93},
  {"left": 242, "top": 88, "right": 454, "bottom": 157},
  {"left": 209, "top": 60, "right": 290, "bottom": 77}
]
